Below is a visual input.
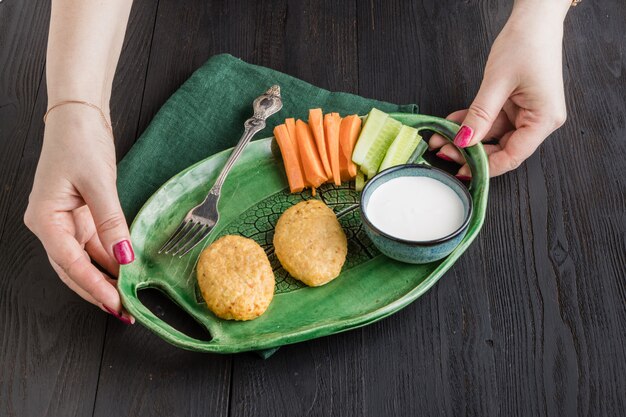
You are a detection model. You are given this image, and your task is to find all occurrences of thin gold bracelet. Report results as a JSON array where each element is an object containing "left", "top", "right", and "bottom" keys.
[{"left": 43, "top": 100, "right": 113, "bottom": 134}]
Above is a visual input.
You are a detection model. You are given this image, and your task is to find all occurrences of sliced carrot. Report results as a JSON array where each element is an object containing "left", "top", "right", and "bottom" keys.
[
  {"left": 339, "top": 166, "right": 352, "bottom": 182},
  {"left": 285, "top": 118, "right": 297, "bottom": 148},
  {"left": 274, "top": 124, "right": 305, "bottom": 193},
  {"left": 283, "top": 117, "right": 307, "bottom": 187},
  {"left": 339, "top": 151, "right": 352, "bottom": 181},
  {"left": 296, "top": 119, "right": 328, "bottom": 188},
  {"left": 324, "top": 113, "right": 342, "bottom": 186},
  {"left": 339, "top": 115, "right": 362, "bottom": 178},
  {"left": 308, "top": 108, "right": 333, "bottom": 178}
]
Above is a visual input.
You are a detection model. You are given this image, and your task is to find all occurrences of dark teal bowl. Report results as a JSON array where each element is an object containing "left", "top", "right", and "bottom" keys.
[{"left": 360, "top": 164, "right": 473, "bottom": 264}]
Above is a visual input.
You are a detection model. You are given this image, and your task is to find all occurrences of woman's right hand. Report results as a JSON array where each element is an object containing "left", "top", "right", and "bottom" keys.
[{"left": 24, "top": 104, "right": 135, "bottom": 324}]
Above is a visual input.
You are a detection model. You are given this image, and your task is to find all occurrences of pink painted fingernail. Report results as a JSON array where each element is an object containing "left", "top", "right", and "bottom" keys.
[
  {"left": 104, "top": 305, "right": 133, "bottom": 325},
  {"left": 455, "top": 174, "right": 472, "bottom": 181},
  {"left": 113, "top": 240, "right": 134, "bottom": 265},
  {"left": 436, "top": 152, "right": 454, "bottom": 162},
  {"left": 453, "top": 125, "right": 473, "bottom": 148}
]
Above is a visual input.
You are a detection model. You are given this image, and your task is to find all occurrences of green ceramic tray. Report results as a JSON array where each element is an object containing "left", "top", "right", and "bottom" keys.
[{"left": 118, "top": 113, "right": 489, "bottom": 353}]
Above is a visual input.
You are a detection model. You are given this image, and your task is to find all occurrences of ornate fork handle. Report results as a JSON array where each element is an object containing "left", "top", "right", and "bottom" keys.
[{"left": 209, "top": 86, "right": 283, "bottom": 195}]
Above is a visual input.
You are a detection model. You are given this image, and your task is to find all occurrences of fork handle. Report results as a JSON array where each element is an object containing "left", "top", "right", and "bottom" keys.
[{"left": 210, "top": 117, "right": 265, "bottom": 194}]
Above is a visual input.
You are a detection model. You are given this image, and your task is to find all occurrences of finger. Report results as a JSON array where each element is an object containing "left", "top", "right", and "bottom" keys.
[
  {"left": 50, "top": 256, "right": 134, "bottom": 323},
  {"left": 72, "top": 205, "right": 96, "bottom": 245},
  {"left": 85, "top": 232, "right": 119, "bottom": 277},
  {"left": 78, "top": 176, "right": 135, "bottom": 266},
  {"left": 487, "top": 126, "right": 547, "bottom": 176},
  {"left": 485, "top": 111, "right": 515, "bottom": 140},
  {"left": 49, "top": 256, "right": 101, "bottom": 307},
  {"left": 37, "top": 223, "right": 123, "bottom": 311},
  {"left": 454, "top": 78, "right": 514, "bottom": 148},
  {"left": 496, "top": 130, "right": 515, "bottom": 149},
  {"left": 455, "top": 144, "right": 501, "bottom": 180},
  {"left": 429, "top": 110, "right": 467, "bottom": 150},
  {"left": 71, "top": 205, "right": 119, "bottom": 276},
  {"left": 430, "top": 110, "right": 514, "bottom": 150},
  {"left": 72, "top": 205, "right": 120, "bottom": 276},
  {"left": 435, "top": 143, "right": 464, "bottom": 164}
]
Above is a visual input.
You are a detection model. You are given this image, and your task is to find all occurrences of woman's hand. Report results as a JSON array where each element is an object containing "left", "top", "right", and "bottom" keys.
[
  {"left": 430, "top": 1, "right": 570, "bottom": 178},
  {"left": 24, "top": 105, "right": 134, "bottom": 323}
]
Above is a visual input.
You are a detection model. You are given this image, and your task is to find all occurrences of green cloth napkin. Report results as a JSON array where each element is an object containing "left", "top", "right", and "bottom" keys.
[{"left": 117, "top": 53, "right": 418, "bottom": 221}]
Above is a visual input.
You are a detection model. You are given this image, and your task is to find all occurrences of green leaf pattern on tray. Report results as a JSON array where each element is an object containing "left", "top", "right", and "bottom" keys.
[{"left": 193, "top": 182, "right": 379, "bottom": 302}]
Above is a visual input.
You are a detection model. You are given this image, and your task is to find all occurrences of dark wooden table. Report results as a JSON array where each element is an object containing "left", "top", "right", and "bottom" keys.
[{"left": 1, "top": 0, "right": 625, "bottom": 416}]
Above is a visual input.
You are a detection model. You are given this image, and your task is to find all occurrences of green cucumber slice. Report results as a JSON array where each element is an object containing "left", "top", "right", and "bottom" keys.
[
  {"left": 351, "top": 108, "right": 389, "bottom": 166},
  {"left": 415, "top": 156, "right": 431, "bottom": 166},
  {"left": 355, "top": 170, "right": 365, "bottom": 192},
  {"left": 407, "top": 138, "right": 428, "bottom": 164},
  {"left": 379, "top": 125, "right": 421, "bottom": 171},
  {"left": 358, "top": 117, "right": 402, "bottom": 176}
]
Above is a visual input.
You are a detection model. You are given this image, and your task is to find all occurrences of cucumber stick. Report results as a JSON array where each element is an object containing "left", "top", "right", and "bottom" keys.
[
  {"left": 415, "top": 156, "right": 431, "bottom": 166},
  {"left": 351, "top": 108, "right": 388, "bottom": 166},
  {"left": 379, "top": 126, "right": 421, "bottom": 171},
  {"left": 355, "top": 170, "right": 366, "bottom": 192},
  {"left": 357, "top": 117, "right": 402, "bottom": 176},
  {"left": 407, "top": 138, "right": 428, "bottom": 164}
]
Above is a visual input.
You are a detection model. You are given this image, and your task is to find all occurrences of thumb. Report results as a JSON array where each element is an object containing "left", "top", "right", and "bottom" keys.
[
  {"left": 81, "top": 177, "right": 135, "bottom": 265},
  {"left": 454, "top": 78, "right": 512, "bottom": 148}
]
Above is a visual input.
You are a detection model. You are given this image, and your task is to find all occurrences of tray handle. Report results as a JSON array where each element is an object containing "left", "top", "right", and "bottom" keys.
[
  {"left": 389, "top": 113, "right": 489, "bottom": 188},
  {"left": 120, "top": 281, "right": 222, "bottom": 352}
]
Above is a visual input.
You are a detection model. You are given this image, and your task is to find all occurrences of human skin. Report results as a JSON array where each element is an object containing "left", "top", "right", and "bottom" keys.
[
  {"left": 25, "top": 0, "right": 572, "bottom": 317},
  {"left": 430, "top": 0, "right": 572, "bottom": 178},
  {"left": 24, "top": 0, "right": 134, "bottom": 323}
]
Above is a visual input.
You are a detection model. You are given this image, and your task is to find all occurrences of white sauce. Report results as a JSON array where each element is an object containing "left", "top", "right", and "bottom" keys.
[{"left": 366, "top": 176, "right": 465, "bottom": 241}]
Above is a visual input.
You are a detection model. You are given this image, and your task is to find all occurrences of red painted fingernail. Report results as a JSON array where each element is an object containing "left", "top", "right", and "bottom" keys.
[
  {"left": 113, "top": 240, "right": 134, "bottom": 265},
  {"left": 455, "top": 174, "right": 472, "bottom": 181},
  {"left": 436, "top": 152, "right": 454, "bottom": 162},
  {"left": 104, "top": 305, "right": 133, "bottom": 325},
  {"left": 453, "top": 125, "right": 473, "bottom": 148}
]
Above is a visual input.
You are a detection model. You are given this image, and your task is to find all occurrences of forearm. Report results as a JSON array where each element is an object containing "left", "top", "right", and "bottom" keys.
[
  {"left": 46, "top": 0, "right": 133, "bottom": 112},
  {"left": 511, "top": 0, "right": 571, "bottom": 23}
]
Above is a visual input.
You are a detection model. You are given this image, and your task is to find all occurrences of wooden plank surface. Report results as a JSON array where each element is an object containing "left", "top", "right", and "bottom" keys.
[
  {"left": 0, "top": 0, "right": 49, "bottom": 243},
  {"left": 0, "top": 0, "right": 625, "bottom": 416},
  {"left": 0, "top": 1, "right": 107, "bottom": 416}
]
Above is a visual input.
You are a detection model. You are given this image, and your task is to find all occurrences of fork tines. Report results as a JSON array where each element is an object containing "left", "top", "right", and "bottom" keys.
[{"left": 158, "top": 220, "right": 212, "bottom": 257}]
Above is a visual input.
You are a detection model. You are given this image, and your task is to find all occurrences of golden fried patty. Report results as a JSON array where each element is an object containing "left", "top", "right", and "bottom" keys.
[
  {"left": 273, "top": 200, "right": 347, "bottom": 287},
  {"left": 196, "top": 235, "right": 274, "bottom": 321}
]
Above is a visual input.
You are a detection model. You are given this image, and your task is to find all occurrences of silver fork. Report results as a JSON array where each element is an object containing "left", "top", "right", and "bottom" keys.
[{"left": 158, "top": 85, "right": 283, "bottom": 257}]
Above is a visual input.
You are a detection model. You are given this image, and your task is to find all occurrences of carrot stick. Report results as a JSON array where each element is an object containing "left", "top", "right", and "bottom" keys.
[
  {"left": 274, "top": 124, "right": 305, "bottom": 193},
  {"left": 285, "top": 118, "right": 297, "bottom": 148},
  {"left": 296, "top": 119, "right": 328, "bottom": 188},
  {"left": 324, "top": 113, "right": 342, "bottom": 186},
  {"left": 339, "top": 115, "right": 362, "bottom": 178},
  {"left": 339, "top": 151, "right": 352, "bottom": 181},
  {"left": 337, "top": 115, "right": 352, "bottom": 180},
  {"left": 283, "top": 117, "right": 307, "bottom": 187},
  {"left": 308, "top": 108, "right": 333, "bottom": 178}
]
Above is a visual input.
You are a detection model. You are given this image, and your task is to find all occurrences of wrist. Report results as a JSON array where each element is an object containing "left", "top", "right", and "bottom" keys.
[
  {"left": 44, "top": 100, "right": 112, "bottom": 136},
  {"left": 46, "top": 61, "right": 113, "bottom": 109},
  {"left": 46, "top": 81, "right": 111, "bottom": 110}
]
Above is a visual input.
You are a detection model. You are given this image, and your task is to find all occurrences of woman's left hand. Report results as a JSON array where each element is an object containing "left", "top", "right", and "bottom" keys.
[{"left": 430, "top": 1, "right": 570, "bottom": 178}]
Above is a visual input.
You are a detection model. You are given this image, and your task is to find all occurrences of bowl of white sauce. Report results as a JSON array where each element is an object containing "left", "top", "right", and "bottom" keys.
[{"left": 360, "top": 164, "right": 472, "bottom": 264}]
